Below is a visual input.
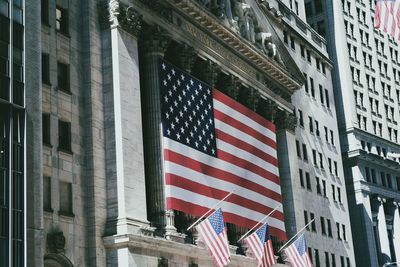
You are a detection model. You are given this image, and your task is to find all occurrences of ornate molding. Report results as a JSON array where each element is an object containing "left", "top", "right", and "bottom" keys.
[
  {"left": 118, "top": 6, "right": 143, "bottom": 36},
  {"left": 193, "top": 59, "right": 221, "bottom": 87},
  {"left": 164, "top": 0, "right": 302, "bottom": 92},
  {"left": 141, "top": 25, "right": 171, "bottom": 55},
  {"left": 47, "top": 232, "right": 66, "bottom": 253},
  {"left": 274, "top": 110, "right": 296, "bottom": 132}
]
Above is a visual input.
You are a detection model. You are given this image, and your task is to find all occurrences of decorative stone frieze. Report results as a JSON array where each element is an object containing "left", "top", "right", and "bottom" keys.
[
  {"left": 47, "top": 232, "right": 66, "bottom": 253},
  {"left": 118, "top": 6, "right": 143, "bottom": 36}
]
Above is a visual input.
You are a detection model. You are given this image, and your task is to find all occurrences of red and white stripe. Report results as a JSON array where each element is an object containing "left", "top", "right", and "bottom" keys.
[
  {"left": 245, "top": 234, "right": 276, "bottom": 267},
  {"left": 197, "top": 219, "right": 230, "bottom": 267},
  {"left": 285, "top": 244, "right": 312, "bottom": 267},
  {"left": 263, "top": 240, "right": 277, "bottom": 266},
  {"left": 374, "top": 0, "right": 400, "bottom": 38},
  {"left": 164, "top": 89, "right": 286, "bottom": 240}
]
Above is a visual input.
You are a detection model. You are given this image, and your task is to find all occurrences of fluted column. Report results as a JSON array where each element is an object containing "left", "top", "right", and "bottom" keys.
[
  {"left": 392, "top": 202, "right": 400, "bottom": 261},
  {"left": 141, "top": 25, "right": 170, "bottom": 235},
  {"left": 373, "top": 197, "right": 392, "bottom": 263}
]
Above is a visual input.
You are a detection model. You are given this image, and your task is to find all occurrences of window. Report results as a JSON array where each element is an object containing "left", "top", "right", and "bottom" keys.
[
  {"left": 310, "top": 77, "right": 315, "bottom": 97},
  {"left": 304, "top": 210, "right": 309, "bottom": 230},
  {"left": 310, "top": 212, "right": 316, "bottom": 232},
  {"left": 42, "top": 113, "right": 51, "bottom": 145},
  {"left": 290, "top": 36, "right": 296, "bottom": 50},
  {"left": 387, "top": 174, "right": 392, "bottom": 189},
  {"left": 342, "top": 224, "right": 347, "bottom": 241},
  {"left": 42, "top": 53, "right": 50, "bottom": 84},
  {"left": 301, "top": 44, "right": 305, "bottom": 57},
  {"left": 312, "top": 149, "right": 317, "bottom": 165},
  {"left": 58, "top": 120, "right": 71, "bottom": 152},
  {"left": 316, "top": 177, "right": 321, "bottom": 194},
  {"left": 337, "top": 187, "right": 341, "bottom": 203},
  {"left": 283, "top": 31, "right": 288, "bottom": 44},
  {"left": 298, "top": 109, "right": 304, "bottom": 127},
  {"left": 381, "top": 172, "right": 387, "bottom": 187},
  {"left": 325, "top": 89, "right": 330, "bottom": 108},
  {"left": 396, "top": 176, "right": 400, "bottom": 191},
  {"left": 59, "top": 181, "right": 73, "bottom": 215},
  {"left": 43, "top": 176, "right": 52, "bottom": 211},
  {"left": 332, "top": 185, "right": 336, "bottom": 201},
  {"left": 324, "top": 126, "right": 328, "bottom": 142},
  {"left": 299, "top": 169, "right": 304, "bottom": 188},
  {"left": 306, "top": 172, "right": 311, "bottom": 190},
  {"left": 296, "top": 140, "right": 301, "bottom": 158},
  {"left": 56, "top": 6, "right": 68, "bottom": 34},
  {"left": 328, "top": 158, "right": 332, "bottom": 173},
  {"left": 365, "top": 167, "right": 371, "bottom": 182},
  {"left": 341, "top": 256, "right": 345, "bottom": 267},
  {"left": 336, "top": 222, "right": 341, "bottom": 240},
  {"left": 334, "top": 161, "right": 338, "bottom": 176},
  {"left": 319, "top": 85, "right": 324, "bottom": 104},
  {"left": 326, "top": 252, "right": 330, "bottom": 267},
  {"left": 315, "top": 249, "right": 320, "bottom": 267},
  {"left": 330, "top": 130, "right": 334, "bottom": 145},
  {"left": 302, "top": 143, "right": 308, "bottom": 161},
  {"left": 322, "top": 180, "right": 327, "bottom": 197},
  {"left": 309, "top": 116, "right": 314, "bottom": 133},
  {"left": 307, "top": 49, "right": 311, "bottom": 62},
  {"left": 304, "top": 73, "right": 308, "bottom": 93},
  {"left": 315, "top": 120, "right": 320, "bottom": 137},
  {"left": 321, "top": 217, "right": 326, "bottom": 235},
  {"left": 332, "top": 253, "right": 336, "bottom": 267},
  {"left": 41, "top": 0, "right": 49, "bottom": 25},
  {"left": 319, "top": 153, "right": 323, "bottom": 168},
  {"left": 57, "top": 62, "right": 70, "bottom": 93}
]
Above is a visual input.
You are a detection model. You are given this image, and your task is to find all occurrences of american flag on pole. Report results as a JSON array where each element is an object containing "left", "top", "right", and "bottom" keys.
[
  {"left": 374, "top": 0, "right": 400, "bottom": 39},
  {"left": 196, "top": 208, "right": 230, "bottom": 267},
  {"left": 283, "top": 234, "right": 312, "bottom": 267},
  {"left": 159, "top": 59, "right": 286, "bottom": 240},
  {"left": 244, "top": 223, "right": 277, "bottom": 267}
]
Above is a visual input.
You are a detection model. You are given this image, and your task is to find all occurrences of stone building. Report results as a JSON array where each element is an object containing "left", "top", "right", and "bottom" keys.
[
  {"left": 305, "top": 0, "right": 400, "bottom": 266},
  {"left": 0, "top": 0, "right": 356, "bottom": 266}
]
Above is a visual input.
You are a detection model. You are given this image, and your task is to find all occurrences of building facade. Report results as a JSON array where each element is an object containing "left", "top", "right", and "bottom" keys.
[
  {"left": 0, "top": 0, "right": 361, "bottom": 266},
  {"left": 305, "top": 0, "right": 400, "bottom": 266},
  {"left": 273, "top": 0, "right": 356, "bottom": 266}
]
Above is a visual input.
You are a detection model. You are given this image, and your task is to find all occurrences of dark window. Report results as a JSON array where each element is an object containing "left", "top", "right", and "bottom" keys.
[
  {"left": 316, "top": 177, "right": 321, "bottom": 194},
  {"left": 309, "top": 116, "right": 313, "bottom": 133},
  {"left": 315, "top": 249, "right": 320, "bottom": 267},
  {"left": 42, "top": 53, "right": 50, "bottom": 84},
  {"left": 307, "top": 50, "right": 311, "bottom": 62},
  {"left": 299, "top": 169, "right": 304, "bottom": 188},
  {"left": 346, "top": 258, "right": 350, "bottom": 267},
  {"left": 0, "top": 15, "right": 10, "bottom": 43},
  {"left": 56, "top": 6, "right": 68, "bottom": 34},
  {"left": 12, "top": 22, "right": 23, "bottom": 50},
  {"left": 41, "top": 0, "right": 49, "bottom": 25},
  {"left": 57, "top": 62, "right": 70, "bottom": 93},
  {"left": 338, "top": 187, "right": 342, "bottom": 203},
  {"left": 396, "top": 176, "right": 400, "bottom": 191},
  {"left": 306, "top": 172, "right": 311, "bottom": 190},
  {"left": 315, "top": 0, "right": 323, "bottom": 13},
  {"left": 319, "top": 152, "right": 323, "bottom": 168},
  {"left": 342, "top": 224, "right": 346, "bottom": 241},
  {"left": 327, "top": 219, "right": 332, "bottom": 237},
  {"left": 326, "top": 252, "right": 330, "bottom": 267},
  {"left": 302, "top": 143, "right": 308, "bottom": 161},
  {"left": 43, "top": 176, "right": 52, "bottom": 211},
  {"left": 332, "top": 253, "right": 336, "bottom": 267},
  {"left": 58, "top": 120, "right": 71, "bottom": 152},
  {"left": 341, "top": 256, "right": 345, "bottom": 267},
  {"left": 283, "top": 31, "right": 288, "bottom": 44},
  {"left": 381, "top": 172, "right": 387, "bottom": 187},
  {"left": 321, "top": 217, "right": 326, "bottom": 235},
  {"left": 325, "top": 89, "right": 330, "bottom": 108},
  {"left": 42, "top": 113, "right": 51, "bottom": 145},
  {"left": 296, "top": 140, "right": 301, "bottom": 158},
  {"left": 304, "top": 73, "right": 308, "bottom": 93},
  {"left": 301, "top": 44, "right": 305, "bottom": 57},
  {"left": 319, "top": 85, "right": 324, "bottom": 104},
  {"left": 310, "top": 77, "right": 315, "bottom": 97},
  {"left": 59, "top": 181, "right": 73, "bottom": 215},
  {"left": 324, "top": 126, "right": 328, "bottom": 142},
  {"left": 322, "top": 180, "right": 327, "bottom": 197},
  {"left": 308, "top": 248, "right": 313, "bottom": 264},
  {"left": 310, "top": 212, "right": 316, "bottom": 232},
  {"left": 312, "top": 149, "right": 317, "bottom": 165},
  {"left": 332, "top": 185, "right": 336, "bottom": 201},
  {"left": 365, "top": 167, "right": 371, "bottom": 182},
  {"left": 336, "top": 222, "right": 341, "bottom": 240},
  {"left": 304, "top": 210, "right": 309, "bottom": 230},
  {"left": 387, "top": 174, "right": 392, "bottom": 189},
  {"left": 290, "top": 36, "right": 295, "bottom": 50},
  {"left": 298, "top": 109, "right": 304, "bottom": 127}
]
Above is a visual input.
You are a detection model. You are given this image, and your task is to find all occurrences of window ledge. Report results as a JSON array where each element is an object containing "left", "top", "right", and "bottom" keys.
[
  {"left": 58, "top": 211, "right": 74, "bottom": 218},
  {"left": 58, "top": 148, "right": 73, "bottom": 155}
]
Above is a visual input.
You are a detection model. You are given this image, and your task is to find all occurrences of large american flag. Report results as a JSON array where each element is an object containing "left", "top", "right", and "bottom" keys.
[
  {"left": 374, "top": 0, "right": 400, "bottom": 39},
  {"left": 283, "top": 234, "right": 312, "bottom": 267},
  {"left": 244, "top": 223, "right": 277, "bottom": 267},
  {"left": 196, "top": 208, "right": 230, "bottom": 267},
  {"left": 159, "top": 58, "right": 286, "bottom": 240}
]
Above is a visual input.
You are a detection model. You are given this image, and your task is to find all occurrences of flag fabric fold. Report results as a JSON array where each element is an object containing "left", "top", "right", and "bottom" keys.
[
  {"left": 283, "top": 234, "right": 312, "bottom": 267},
  {"left": 244, "top": 223, "right": 277, "bottom": 267},
  {"left": 159, "top": 58, "right": 286, "bottom": 241},
  {"left": 374, "top": 0, "right": 400, "bottom": 39},
  {"left": 196, "top": 208, "right": 230, "bottom": 267}
]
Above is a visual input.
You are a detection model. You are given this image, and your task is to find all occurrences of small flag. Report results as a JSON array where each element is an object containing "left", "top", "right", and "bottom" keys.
[
  {"left": 374, "top": 0, "right": 400, "bottom": 38},
  {"left": 244, "top": 223, "right": 277, "bottom": 266},
  {"left": 196, "top": 208, "right": 230, "bottom": 267},
  {"left": 283, "top": 234, "right": 312, "bottom": 267}
]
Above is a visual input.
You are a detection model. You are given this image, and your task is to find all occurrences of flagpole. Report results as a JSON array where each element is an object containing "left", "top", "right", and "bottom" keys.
[
  {"left": 186, "top": 189, "right": 236, "bottom": 231},
  {"left": 237, "top": 204, "right": 282, "bottom": 242},
  {"left": 277, "top": 218, "right": 315, "bottom": 253}
]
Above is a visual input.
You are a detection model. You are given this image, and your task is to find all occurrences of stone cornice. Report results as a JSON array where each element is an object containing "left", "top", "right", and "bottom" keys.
[{"left": 164, "top": 0, "right": 303, "bottom": 93}]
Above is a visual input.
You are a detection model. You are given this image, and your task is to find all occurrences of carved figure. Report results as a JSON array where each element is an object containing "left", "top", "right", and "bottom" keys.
[
  {"left": 109, "top": 0, "right": 119, "bottom": 26},
  {"left": 256, "top": 32, "right": 283, "bottom": 64},
  {"left": 234, "top": 1, "right": 256, "bottom": 43}
]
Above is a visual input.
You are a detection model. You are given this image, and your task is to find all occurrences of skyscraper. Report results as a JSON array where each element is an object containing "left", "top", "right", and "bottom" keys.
[{"left": 305, "top": 0, "right": 400, "bottom": 265}]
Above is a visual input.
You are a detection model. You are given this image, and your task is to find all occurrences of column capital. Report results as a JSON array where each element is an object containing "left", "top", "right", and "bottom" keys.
[
  {"left": 177, "top": 44, "right": 197, "bottom": 73},
  {"left": 118, "top": 6, "right": 143, "bottom": 36},
  {"left": 274, "top": 110, "right": 297, "bottom": 132},
  {"left": 141, "top": 25, "right": 171, "bottom": 55}
]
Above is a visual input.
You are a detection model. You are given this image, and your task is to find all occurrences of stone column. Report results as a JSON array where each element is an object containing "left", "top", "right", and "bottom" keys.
[
  {"left": 372, "top": 196, "right": 392, "bottom": 264},
  {"left": 391, "top": 202, "right": 400, "bottom": 261},
  {"left": 140, "top": 25, "right": 173, "bottom": 236},
  {"left": 103, "top": 3, "right": 152, "bottom": 235}
]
